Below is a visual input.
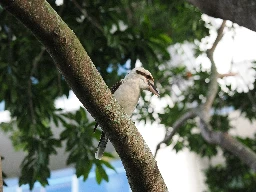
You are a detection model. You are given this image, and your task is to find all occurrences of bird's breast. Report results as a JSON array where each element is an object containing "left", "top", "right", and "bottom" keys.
[{"left": 114, "top": 83, "right": 140, "bottom": 116}]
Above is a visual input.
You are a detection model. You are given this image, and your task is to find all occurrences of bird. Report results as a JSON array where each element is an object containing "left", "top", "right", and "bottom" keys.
[{"left": 95, "top": 67, "right": 160, "bottom": 160}]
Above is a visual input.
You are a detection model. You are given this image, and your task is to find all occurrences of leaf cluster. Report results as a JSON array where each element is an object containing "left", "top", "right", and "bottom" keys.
[
  {"left": 205, "top": 136, "right": 256, "bottom": 192},
  {"left": 59, "top": 107, "right": 116, "bottom": 184}
]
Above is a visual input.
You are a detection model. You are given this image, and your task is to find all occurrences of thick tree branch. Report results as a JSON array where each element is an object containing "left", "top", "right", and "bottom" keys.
[
  {"left": 199, "top": 118, "right": 256, "bottom": 171},
  {"left": 155, "top": 110, "right": 197, "bottom": 157},
  {"left": 0, "top": 0, "right": 167, "bottom": 191},
  {"left": 187, "top": 0, "right": 256, "bottom": 32}
]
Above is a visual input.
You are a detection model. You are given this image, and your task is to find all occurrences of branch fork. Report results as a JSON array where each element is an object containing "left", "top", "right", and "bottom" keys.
[{"left": 155, "top": 20, "right": 256, "bottom": 171}]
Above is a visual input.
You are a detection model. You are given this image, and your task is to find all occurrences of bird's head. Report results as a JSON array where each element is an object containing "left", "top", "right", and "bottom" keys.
[{"left": 125, "top": 67, "right": 160, "bottom": 97}]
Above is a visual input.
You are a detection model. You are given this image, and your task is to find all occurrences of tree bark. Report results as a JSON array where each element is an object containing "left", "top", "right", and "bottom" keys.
[
  {"left": 199, "top": 119, "right": 256, "bottom": 171},
  {"left": 0, "top": 156, "right": 2, "bottom": 192},
  {"left": 187, "top": 0, "right": 256, "bottom": 32},
  {"left": 0, "top": 0, "right": 168, "bottom": 191}
]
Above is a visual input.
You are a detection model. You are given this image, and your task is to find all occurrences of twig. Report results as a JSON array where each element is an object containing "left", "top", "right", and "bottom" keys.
[
  {"left": 31, "top": 47, "right": 45, "bottom": 76},
  {"left": 218, "top": 72, "right": 238, "bottom": 78},
  {"left": 207, "top": 20, "right": 226, "bottom": 56},
  {"left": 72, "top": 0, "right": 102, "bottom": 31},
  {"left": 28, "top": 47, "right": 46, "bottom": 124},
  {"left": 154, "top": 110, "right": 197, "bottom": 157},
  {"left": 3, "top": 25, "right": 13, "bottom": 66},
  {"left": 204, "top": 20, "right": 226, "bottom": 116}
]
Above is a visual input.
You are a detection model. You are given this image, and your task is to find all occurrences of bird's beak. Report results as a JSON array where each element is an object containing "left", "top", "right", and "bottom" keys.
[{"left": 148, "top": 81, "right": 160, "bottom": 97}]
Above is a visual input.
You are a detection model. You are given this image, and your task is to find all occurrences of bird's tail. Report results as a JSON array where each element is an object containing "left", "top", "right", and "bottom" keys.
[{"left": 95, "top": 131, "right": 108, "bottom": 160}]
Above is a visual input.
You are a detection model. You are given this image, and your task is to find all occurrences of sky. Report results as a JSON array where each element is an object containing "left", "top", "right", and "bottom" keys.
[{"left": 200, "top": 18, "right": 256, "bottom": 92}]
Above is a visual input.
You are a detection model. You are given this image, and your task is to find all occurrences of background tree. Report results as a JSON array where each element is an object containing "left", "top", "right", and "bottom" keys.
[
  {"left": 154, "top": 20, "right": 256, "bottom": 191},
  {"left": 0, "top": 0, "right": 256, "bottom": 191}
]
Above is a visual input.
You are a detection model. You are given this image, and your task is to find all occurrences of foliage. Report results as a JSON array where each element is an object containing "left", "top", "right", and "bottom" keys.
[
  {"left": 223, "top": 77, "right": 256, "bottom": 122},
  {"left": 156, "top": 61, "right": 256, "bottom": 190},
  {"left": 205, "top": 136, "right": 256, "bottom": 192},
  {"left": 59, "top": 107, "right": 115, "bottom": 183},
  {"left": 0, "top": 0, "right": 255, "bottom": 191}
]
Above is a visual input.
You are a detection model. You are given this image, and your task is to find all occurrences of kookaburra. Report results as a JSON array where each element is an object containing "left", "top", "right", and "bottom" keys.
[{"left": 95, "top": 67, "right": 159, "bottom": 159}]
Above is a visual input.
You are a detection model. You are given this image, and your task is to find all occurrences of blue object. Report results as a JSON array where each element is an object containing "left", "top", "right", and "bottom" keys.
[{"left": 4, "top": 160, "right": 130, "bottom": 192}]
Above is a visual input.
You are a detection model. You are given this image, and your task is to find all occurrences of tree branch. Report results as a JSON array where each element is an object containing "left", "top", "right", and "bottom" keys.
[
  {"left": 204, "top": 20, "right": 226, "bottom": 116},
  {"left": 199, "top": 118, "right": 256, "bottom": 171},
  {"left": 155, "top": 110, "right": 197, "bottom": 157},
  {"left": 155, "top": 21, "right": 227, "bottom": 157},
  {"left": 187, "top": 0, "right": 256, "bottom": 32},
  {"left": 207, "top": 20, "right": 226, "bottom": 56},
  {"left": 218, "top": 72, "right": 237, "bottom": 78},
  {"left": 72, "top": 0, "right": 102, "bottom": 31},
  {"left": 0, "top": 0, "right": 167, "bottom": 191},
  {"left": 198, "top": 20, "right": 256, "bottom": 171},
  {"left": 28, "top": 47, "right": 46, "bottom": 124},
  {"left": 156, "top": 19, "right": 256, "bottom": 171},
  {"left": 31, "top": 47, "right": 46, "bottom": 76}
]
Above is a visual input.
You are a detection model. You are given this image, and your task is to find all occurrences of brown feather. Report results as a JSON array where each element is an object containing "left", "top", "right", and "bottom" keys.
[{"left": 135, "top": 70, "right": 154, "bottom": 82}]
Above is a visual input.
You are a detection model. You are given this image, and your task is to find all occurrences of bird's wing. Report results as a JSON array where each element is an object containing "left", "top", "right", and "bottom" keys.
[
  {"left": 110, "top": 79, "right": 124, "bottom": 94},
  {"left": 95, "top": 131, "right": 108, "bottom": 159},
  {"left": 93, "top": 79, "right": 124, "bottom": 132},
  {"left": 94, "top": 79, "right": 124, "bottom": 159}
]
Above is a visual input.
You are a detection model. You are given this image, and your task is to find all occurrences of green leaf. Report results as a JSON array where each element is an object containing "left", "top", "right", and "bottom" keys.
[
  {"left": 101, "top": 160, "right": 116, "bottom": 172},
  {"left": 95, "top": 166, "right": 103, "bottom": 184},
  {"left": 96, "top": 164, "right": 109, "bottom": 182}
]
